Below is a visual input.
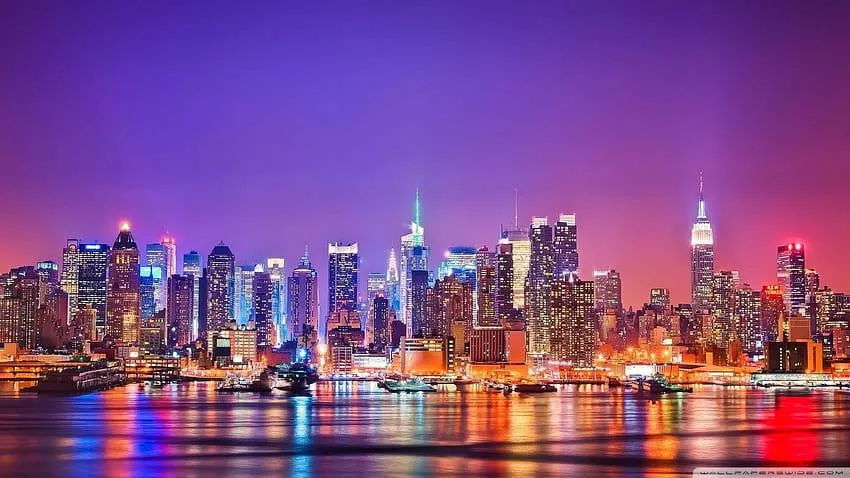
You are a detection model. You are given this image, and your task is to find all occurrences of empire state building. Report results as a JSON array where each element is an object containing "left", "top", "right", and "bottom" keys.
[{"left": 691, "top": 175, "right": 715, "bottom": 312}]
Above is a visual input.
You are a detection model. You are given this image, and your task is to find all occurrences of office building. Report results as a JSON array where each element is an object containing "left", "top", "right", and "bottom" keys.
[
  {"left": 208, "top": 320, "right": 258, "bottom": 368},
  {"left": 410, "top": 270, "right": 429, "bottom": 337},
  {"left": 649, "top": 288, "right": 671, "bottom": 311},
  {"left": 550, "top": 277, "right": 595, "bottom": 366},
  {"left": 495, "top": 242, "right": 514, "bottom": 322},
  {"left": 710, "top": 271, "right": 736, "bottom": 348},
  {"left": 252, "top": 270, "right": 274, "bottom": 347},
  {"left": 736, "top": 284, "right": 762, "bottom": 355},
  {"left": 167, "top": 274, "right": 194, "bottom": 347},
  {"left": 500, "top": 227, "right": 530, "bottom": 312},
  {"left": 0, "top": 267, "right": 40, "bottom": 349},
  {"left": 476, "top": 247, "right": 497, "bottom": 327},
  {"left": 385, "top": 248, "right": 400, "bottom": 313},
  {"left": 777, "top": 243, "right": 806, "bottom": 315},
  {"left": 328, "top": 242, "right": 359, "bottom": 315},
  {"left": 106, "top": 224, "right": 140, "bottom": 344},
  {"left": 370, "top": 295, "right": 390, "bottom": 352},
  {"left": 234, "top": 264, "right": 257, "bottom": 325},
  {"left": 183, "top": 251, "right": 202, "bottom": 341},
  {"left": 526, "top": 217, "right": 554, "bottom": 355},
  {"left": 593, "top": 270, "right": 622, "bottom": 313},
  {"left": 205, "top": 243, "right": 236, "bottom": 336},
  {"left": 399, "top": 190, "right": 427, "bottom": 327},
  {"left": 145, "top": 243, "right": 167, "bottom": 314},
  {"left": 77, "top": 242, "right": 110, "bottom": 336},
  {"left": 161, "top": 235, "right": 177, "bottom": 278},
  {"left": 761, "top": 285, "right": 785, "bottom": 343},
  {"left": 60, "top": 239, "right": 80, "bottom": 319},
  {"left": 287, "top": 248, "right": 318, "bottom": 341},
  {"left": 424, "top": 275, "right": 473, "bottom": 339},
  {"left": 438, "top": 246, "right": 477, "bottom": 284},
  {"left": 400, "top": 336, "right": 455, "bottom": 375},
  {"left": 266, "top": 258, "right": 285, "bottom": 345},
  {"left": 553, "top": 213, "right": 578, "bottom": 277},
  {"left": 139, "top": 266, "right": 161, "bottom": 323}
]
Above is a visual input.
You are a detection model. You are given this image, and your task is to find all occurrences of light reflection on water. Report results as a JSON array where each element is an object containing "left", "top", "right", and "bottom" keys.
[{"left": 1, "top": 382, "right": 849, "bottom": 477}]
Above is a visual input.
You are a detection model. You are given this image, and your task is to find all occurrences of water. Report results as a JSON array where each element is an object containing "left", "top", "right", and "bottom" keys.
[{"left": 1, "top": 382, "right": 849, "bottom": 477}]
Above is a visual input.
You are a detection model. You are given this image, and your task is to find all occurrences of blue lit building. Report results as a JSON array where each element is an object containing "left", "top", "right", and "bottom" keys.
[
  {"left": 140, "top": 265, "right": 162, "bottom": 322},
  {"left": 77, "top": 243, "right": 110, "bottom": 333}
]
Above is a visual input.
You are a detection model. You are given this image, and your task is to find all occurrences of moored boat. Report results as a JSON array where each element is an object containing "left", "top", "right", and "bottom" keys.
[
  {"left": 512, "top": 382, "right": 558, "bottom": 393},
  {"left": 384, "top": 377, "right": 436, "bottom": 393}
]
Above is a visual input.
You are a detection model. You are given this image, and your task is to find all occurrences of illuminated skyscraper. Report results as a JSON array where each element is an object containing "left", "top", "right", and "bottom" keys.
[
  {"left": 266, "top": 258, "right": 285, "bottom": 344},
  {"left": 690, "top": 174, "right": 715, "bottom": 312},
  {"left": 550, "top": 276, "right": 595, "bottom": 366},
  {"left": 649, "top": 288, "right": 671, "bottom": 311},
  {"left": 736, "top": 283, "right": 762, "bottom": 355},
  {"left": 400, "top": 190, "right": 427, "bottom": 331},
  {"left": 252, "top": 270, "right": 274, "bottom": 346},
  {"left": 167, "top": 274, "right": 194, "bottom": 347},
  {"left": 777, "top": 243, "right": 806, "bottom": 315},
  {"left": 525, "top": 217, "right": 554, "bottom": 355},
  {"left": 501, "top": 228, "right": 530, "bottom": 312},
  {"left": 475, "top": 246, "right": 497, "bottom": 327},
  {"left": 367, "top": 273, "right": 387, "bottom": 303},
  {"left": 77, "top": 242, "right": 109, "bottom": 335},
  {"left": 139, "top": 266, "right": 161, "bottom": 322},
  {"left": 145, "top": 243, "right": 166, "bottom": 314},
  {"left": 438, "top": 246, "right": 477, "bottom": 284},
  {"left": 495, "top": 242, "right": 514, "bottom": 322},
  {"left": 161, "top": 235, "right": 177, "bottom": 278},
  {"left": 183, "top": 251, "right": 202, "bottom": 340},
  {"left": 710, "top": 270, "right": 735, "bottom": 348},
  {"left": 328, "top": 242, "right": 359, "bottom": 315},
  {"left": 370, "top": 295, "right": 390, "bottom": 352},
  {"left": 592, "top": 270, "right": 622, "bottom": 313},
  {"left": 760, "top": 284, "right": 785, "bottom": 343},
  {"left": 424, "top": 275, "right": 473, "bottom": 340},
  {"left": 106, "top": 223, "right": 140, "bottom": 343},
  {"left": 0, "top": 267, "right": 40, "bottom": 349},
  {"left": 554, "top": 214, "right": 578, "bottom": 277},
  {"left": 410, "top": 270, "right": 429, "bottom": 337},
  {"left": 287, "top": 248, "right": 318, "bottom": 341},
  {"left": 60, "top": 239, "right": 80, "bottom": 319},
  {"left": 205, "top": 242, "right": 235, "bottom": 335},
  {"left": 235, "top": 264, "right": 257, "bottom": 325},
  {"left": 385, "top": 248, "right": 400, "bottom": 312}
]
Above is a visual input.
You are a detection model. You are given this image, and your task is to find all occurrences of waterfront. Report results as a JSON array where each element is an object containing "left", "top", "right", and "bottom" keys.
[{"left": 1, "top": 383, "right": 850, "bottom": 477}]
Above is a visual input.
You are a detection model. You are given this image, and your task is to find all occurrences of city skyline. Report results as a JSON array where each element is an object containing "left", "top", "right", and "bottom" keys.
[{"left": 2, "top": 1, "right": 850, "bottom": 309}]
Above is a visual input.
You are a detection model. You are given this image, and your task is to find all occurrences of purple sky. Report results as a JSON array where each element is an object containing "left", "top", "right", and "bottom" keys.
[{"left": 1, "top": 1, "right": 849, "bottom": 308}]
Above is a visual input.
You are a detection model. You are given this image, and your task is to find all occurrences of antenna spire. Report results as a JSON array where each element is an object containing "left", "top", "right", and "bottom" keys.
[
  {"left": 414, "top": 188, "right": 421, "bottom": 226},
  {"left": 514, "top": 188, "right": 519, "bottom": 229}
]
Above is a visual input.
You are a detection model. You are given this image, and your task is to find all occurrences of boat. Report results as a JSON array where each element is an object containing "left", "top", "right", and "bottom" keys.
[
  {"left": 639, "top": 374, "right": 693, "bottom": 394},
  {"left": 512, "top": 382, "right": 558, "bottom": 393},
  {"left": 271, "top": 362, "right": 319, "bottom": 393},
  {"left": 217, "top": 375, "right": 271, "bottom": 393},
  {"left": 383, "top": 377, "right": 436, "bottom": 393},
  {"left": 608, "top": 377, "right": 623, "bottom": 388}
]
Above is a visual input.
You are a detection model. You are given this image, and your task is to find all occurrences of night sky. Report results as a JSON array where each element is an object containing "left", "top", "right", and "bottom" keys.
[{"left": 1, "top": 1, "right": 849, "bottom": 308}]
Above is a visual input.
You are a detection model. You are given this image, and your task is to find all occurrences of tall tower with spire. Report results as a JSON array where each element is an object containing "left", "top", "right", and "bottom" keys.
[
  {"left": 691, "top": 173, "right": 715, "bottom": 312},
  {"left": 385, "top": 248, "right": 400, "bottom": 312},
  {"left": 287, "top": 246, "right": 319, "bottom": 341},
  {"left": 500, "top": 188, "right": 531, "bottom": 311},
  {"left": 399, "top": 189, "right": 428, "bottom": 332}
]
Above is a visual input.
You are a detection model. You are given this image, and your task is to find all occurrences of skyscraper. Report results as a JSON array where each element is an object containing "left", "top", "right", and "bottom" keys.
[
  {"left": 710, "top": 271, "right": 736, "bottom": 348},
  {"left": 525, "top": 217, "right": 554, "bottom": 355},
  {"left": 287, "top": 248, "right": 318, "bottom": 341},
  {"left": 761, "top": 284, "right": 785, "bottom": 343},
  {"left": 777, "top": 243, "right": 806, "bottom": 315},
  {"left": 235, "top": 264, "right": 257, "bottom": 325},
  {"left": 0, "top": 267, "right": 40, "bottom": 349},
  {"left": 367, "top": 272, "right": 387, "bottom": 303},
  {"left": 370, "top": 295, "right": 390, "bottom": 352},
  {"left": 593, "top": 270, "right": 622, "bottom": 313},
  {"left": 550, "top": 276, "right": 595, "bottom": 366},
  {"left": 690, "top": 174, "right": 715, "bottom": 312},
  {"left": 139, "top": 266, "right": 161, "bottom": 323},
  {"left": 328, "top": 242, "right": 359, "bottom": 315},
  {"left": 500, "top": 228, "right": 530, "bottom": 312},
  {"left": 161, "top": 235, "right": 177, "bottom": 278},
  {"left": 182, "top": 250, "right": 202, "bottom": 341},
  {"left": 410, "top": 270, "right": 429, "bottom": 337},
  {"left": 649, "top": 288, "right": 671, "bottom": 311},
  {"left": 736, "top": 283, "right": 762, "bottom": 355},
  {"left": 495, "top": 242, "right": 514, "bottom": 322},
  {"left": 106, "top": 223, "right": 140, "bottom": 343},
  {"left": 145, "top": 243, "right": 167, "bottom": 314},
  {"left": 266, "top": 258, "right": 285, "bottom": 344},
  {"left": 167, "top": 274, "right": 194, "bottom": 347},
  {"left": 206, "top": 243, "right": 235, "bottom": 335},
  {"left": 252, "top": 270, "right": 274, "bottom": 347},
  {"left": 438, "top": 246, "right": 477, "bottom": 284},
  {"left": 475, "top": 247, "right": 497, "bottom": 327},
  {"left": 385, "top": 248, "right": 400, "bottom": 312},
  {"left": 553, "top": 213, "right": 578, "bottom": 278},
  {"left": 399, "top": 190, "right": 427, "bottom": 330},
  {"left": 424, "top": 275, "right": 473, "bottom": 339},
  {"left": 60, "top": 239, "right": 80, "bottom": 320},
  {"left": 77, "top": 242, "right": 109, "bottom": 336}
]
